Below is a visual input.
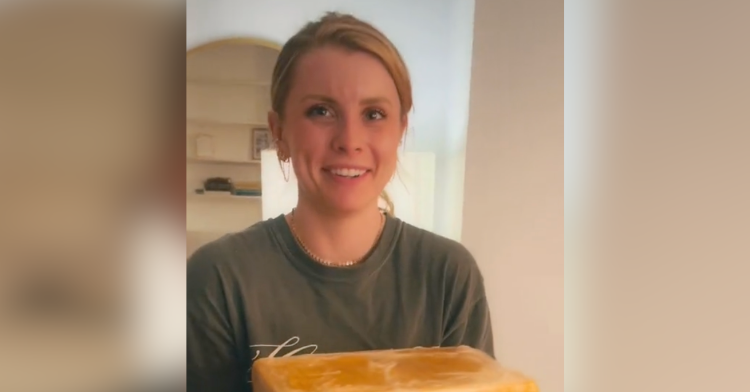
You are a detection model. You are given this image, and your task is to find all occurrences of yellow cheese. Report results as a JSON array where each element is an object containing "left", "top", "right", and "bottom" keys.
[{"left": 252, "top": 345, "right": 538, "bottom": 392}]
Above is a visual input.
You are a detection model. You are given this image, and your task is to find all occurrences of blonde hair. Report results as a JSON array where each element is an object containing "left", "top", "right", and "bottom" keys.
[{"left": 270, "top": 12, "right": 412, "bottom": 216}]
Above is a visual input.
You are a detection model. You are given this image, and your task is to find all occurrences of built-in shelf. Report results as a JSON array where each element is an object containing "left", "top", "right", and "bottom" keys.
[
  {"left": 187, "top": 156, "right": 260, "bottom": 165},
  {"left": 187, "top": 41, "right": 276, "bottom": 240},
  {"left": 187, "top": 78, "right": 271, "bottom": 87},
  {"left": 187, "top": 118, "right": 267, "bottom": 128},
  {"left": 187, "top": 192, "right": 261, "bottom": 202}
]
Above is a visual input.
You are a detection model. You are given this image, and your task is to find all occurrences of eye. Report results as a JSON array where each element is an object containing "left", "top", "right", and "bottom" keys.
[
  {"left": 364, "top": 109, "right": 386, "bottom": 121},
  {"left": 306, "top": 105, "right": 333, "bottom": 118}
]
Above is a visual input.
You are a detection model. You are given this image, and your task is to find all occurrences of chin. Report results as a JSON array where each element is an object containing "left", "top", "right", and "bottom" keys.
[{"left": 322, "top": 195, "right": 375, "bottom": 215}]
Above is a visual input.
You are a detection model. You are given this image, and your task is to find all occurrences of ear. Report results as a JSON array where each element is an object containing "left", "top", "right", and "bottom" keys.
[
  {"left": 268, "top": 110, "right": 282, "bottom": 141},
  {"left": 268, "top": 110, "right": 287, "bottom": 152}
]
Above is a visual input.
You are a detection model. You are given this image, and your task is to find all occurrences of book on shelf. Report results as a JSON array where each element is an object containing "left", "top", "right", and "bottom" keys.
[{"left": 193, "top": 189, "right": 262, "bottom": 198}]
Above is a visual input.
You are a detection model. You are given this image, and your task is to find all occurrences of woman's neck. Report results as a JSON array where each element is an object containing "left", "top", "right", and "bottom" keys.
[{"left": 287, "top": 199, "right": 384, "bottom": 265}]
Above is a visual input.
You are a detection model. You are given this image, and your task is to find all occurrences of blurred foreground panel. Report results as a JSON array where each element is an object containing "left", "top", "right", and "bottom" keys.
[
  {"left": 0, "top": 1, "right": 185, "bottom": 391},
  {"left": 568, "top": 0, "right": 750, "bottom": 391}
]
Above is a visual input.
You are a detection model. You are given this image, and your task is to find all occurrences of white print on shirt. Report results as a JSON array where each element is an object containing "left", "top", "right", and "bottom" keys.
[
  {"left": 248, "top": 336, "right": 319, "bottom": 383},
  {"left": 249, "top": 336, "right": 319, "bottom": 360}
]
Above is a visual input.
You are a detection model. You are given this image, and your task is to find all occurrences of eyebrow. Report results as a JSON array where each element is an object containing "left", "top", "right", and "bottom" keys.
[{"left": 301, "top": 94, "right": 392, "bottom": 106}]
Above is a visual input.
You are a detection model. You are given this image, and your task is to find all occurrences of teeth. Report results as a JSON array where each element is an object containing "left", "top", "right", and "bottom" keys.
[{"left": 330, "top": 168, "right": 366, "bottom": 178}]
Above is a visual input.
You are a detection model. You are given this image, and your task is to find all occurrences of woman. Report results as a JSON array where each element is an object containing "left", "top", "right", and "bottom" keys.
[{"left": 187, "top": 12, "right": 494, "bottom": 392}]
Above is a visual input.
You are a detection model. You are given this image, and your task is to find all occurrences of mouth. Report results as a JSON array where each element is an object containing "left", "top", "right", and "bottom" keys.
[{"left": 324, "top": 167, "right": 370, "bottom": 179}]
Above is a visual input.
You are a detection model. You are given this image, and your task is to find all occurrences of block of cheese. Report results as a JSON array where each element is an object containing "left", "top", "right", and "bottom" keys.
[{"left": 252, "top": 345, "right": 538, "bottom": 392}]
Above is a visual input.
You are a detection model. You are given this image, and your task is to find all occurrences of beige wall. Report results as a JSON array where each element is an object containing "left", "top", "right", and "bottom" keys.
[{"left": 462, "top": 1, "right": 563, "bottom": 391}]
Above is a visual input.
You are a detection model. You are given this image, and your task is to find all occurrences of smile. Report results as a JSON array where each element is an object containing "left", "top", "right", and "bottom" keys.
[
  {"left": 323, "top": 165, "right": 372, "bottom": 180},
  {"left": 328, "top": 168, "right": 368, "bottom": 178}
]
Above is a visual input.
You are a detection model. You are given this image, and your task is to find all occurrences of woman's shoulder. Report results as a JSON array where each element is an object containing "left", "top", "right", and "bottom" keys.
[
  {"left": 395, "top": 221, "right": 488, "bottom": 310},
  {"left": 396, "top": 220, "right": 482, "bottom": 278},
  {"left": 187, "top": 215, "right": 284, "bottom": 277},
  {"left": 399, "top": 221, "right": 469, "bottom": 254}
]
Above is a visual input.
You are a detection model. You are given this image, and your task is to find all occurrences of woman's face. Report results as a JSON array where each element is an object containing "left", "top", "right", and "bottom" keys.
[{"left": 271, "top": 46, "right": 406, "bottom": 214}]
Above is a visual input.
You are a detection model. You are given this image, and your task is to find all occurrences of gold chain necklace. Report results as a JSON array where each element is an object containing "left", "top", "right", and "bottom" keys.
[{"left": 289, "top": 208, "right": 385, "bottom": 268}]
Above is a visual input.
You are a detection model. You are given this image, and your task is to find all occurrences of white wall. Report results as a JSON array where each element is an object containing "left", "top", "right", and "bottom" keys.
[
  {"left": 187, "top": 0, "right": 475, "bottom": 241},
  {"left": 462, "top": 1, "right": 564, "bottom": 392}
]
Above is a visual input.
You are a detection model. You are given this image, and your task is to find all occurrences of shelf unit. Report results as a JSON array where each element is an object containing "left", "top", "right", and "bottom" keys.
[
  {"left": 188, "top": 192, "right": 261, "bottom": 202},
  {"left": 187, "top": 117, "right": 267, "bottom": 128},
  {"left": 186, "top": 40, "right": 278, "bottom": 254},
  {"left": 187, "top": 192, "right": 262, "bottom": 204},
  {"left": 187, "top": 77, "right": 270, "bottom": 87},
  {"left": 187, "top": 156, "right": 260, "bottom": 166}
]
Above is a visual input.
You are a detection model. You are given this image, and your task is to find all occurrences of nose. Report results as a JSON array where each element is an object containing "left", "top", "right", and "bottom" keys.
[{"left": 331, "top": 115, "right": 365, "bottom": 154}]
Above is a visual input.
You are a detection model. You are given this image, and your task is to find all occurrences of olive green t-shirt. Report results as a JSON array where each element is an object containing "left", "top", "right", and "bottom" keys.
[{"left": 186, "top": 214, "right": 494, "bottom": 392}]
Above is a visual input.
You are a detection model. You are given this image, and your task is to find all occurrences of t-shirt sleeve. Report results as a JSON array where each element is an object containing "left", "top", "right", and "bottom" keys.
[
  {"left": 187, "top": 245, "right": 250, "bottom": 392},
  {"left": 442, "top": 293, "right": 495, "bottom": 358},
  {"left": 440, "top": 245, "right": 496, "bottom": 358}
]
